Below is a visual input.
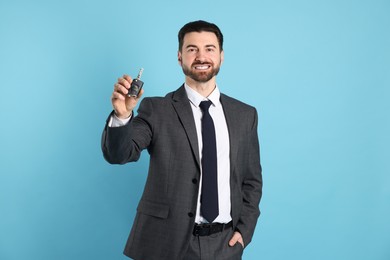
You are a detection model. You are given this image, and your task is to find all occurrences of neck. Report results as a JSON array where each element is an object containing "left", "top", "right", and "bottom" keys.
[{"left": 185, "top": 77, "right": 216, "bottom": 98}]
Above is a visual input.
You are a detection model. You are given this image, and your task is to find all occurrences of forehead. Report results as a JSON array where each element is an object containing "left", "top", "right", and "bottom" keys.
[{"left": 183, "top": 31, "right": 219, "bottom": 48}]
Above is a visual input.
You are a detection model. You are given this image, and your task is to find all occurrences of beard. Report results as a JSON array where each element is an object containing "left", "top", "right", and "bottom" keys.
[{"left": 181, "top": 61, "right": 221, "bottom": 83}]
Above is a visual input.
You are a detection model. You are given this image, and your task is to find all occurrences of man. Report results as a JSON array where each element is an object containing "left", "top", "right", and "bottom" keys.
[{"left": 102, "top": 20, "right": 262, "bottom": 260}]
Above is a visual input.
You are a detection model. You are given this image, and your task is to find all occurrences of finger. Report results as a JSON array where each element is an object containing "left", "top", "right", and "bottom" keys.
[
  {"left": 112, "top": 91, "right": 126, "bottom": 101},
  {"left": 123, "top": 74, "right": 133, "bottom": 84},
  {"left": 228, "top": 232, "right": 239, "bottom": 246},
  {"left": 229, "top": 232, "right": 244, "bottom": 248},
  {"left": 126, "top": 88, "right": 144, "bottom": 102},
  {"left": 118, "top": 77, "right": 131, "bottom": 89},
  {"left": 114, "top": 83, "right": 129, "bottom": 95}
]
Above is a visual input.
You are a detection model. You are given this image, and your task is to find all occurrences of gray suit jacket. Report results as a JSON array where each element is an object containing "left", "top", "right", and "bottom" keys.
[{"left": 101, "top": 85, "right": 262, "bottom": 260}]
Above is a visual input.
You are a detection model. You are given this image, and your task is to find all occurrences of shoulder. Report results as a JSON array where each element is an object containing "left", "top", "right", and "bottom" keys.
[
  {"left": 139, "top": 94, "right": 172, "bottom": 106},
  {"left": 139, "top": 85, "right": 183, "bottom": 105},
  {"left": 220, "top": 93, "right": 257, "bottom": 114},
  {"left": 136, "top": 89, "right": 179, "bottom": 116}
]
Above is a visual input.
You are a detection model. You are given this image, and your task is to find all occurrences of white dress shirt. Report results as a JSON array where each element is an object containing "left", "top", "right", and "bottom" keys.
[
  {"left": 184, "top": 84, "right": 231, "bottom": 224},
  {"left": 109, "top": 85, "right": 232, "bottom": 224},
  {"left": 108, "top": 112, "right": 131, "bottom": 127}
]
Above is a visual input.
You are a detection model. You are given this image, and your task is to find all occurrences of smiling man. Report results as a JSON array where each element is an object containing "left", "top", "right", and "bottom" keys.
[
  {"left": 179, "top": 30, "right": 222, "bottom": 85},
  {"left": 102, "top": 20, "right": 263, "bottom": 260}
]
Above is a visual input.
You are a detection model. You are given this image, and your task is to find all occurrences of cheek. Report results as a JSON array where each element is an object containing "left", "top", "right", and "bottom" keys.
[{"left": 181, "top": 56, "right": 194, "bottom": 66}]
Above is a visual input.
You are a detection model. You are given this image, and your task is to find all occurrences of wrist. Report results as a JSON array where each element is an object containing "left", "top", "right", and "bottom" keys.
[{"left": 114, "top": 111, "right": 132, "bottom": 119}]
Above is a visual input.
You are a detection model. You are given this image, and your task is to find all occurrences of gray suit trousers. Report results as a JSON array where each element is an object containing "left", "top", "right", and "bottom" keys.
[{"left": 184, "top": 227, "right": 244, "bottom": 260}]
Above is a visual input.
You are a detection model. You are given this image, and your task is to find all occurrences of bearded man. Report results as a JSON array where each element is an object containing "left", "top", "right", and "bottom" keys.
[{"left": 102, "top": 20, "right": 263, "bottom": 260}]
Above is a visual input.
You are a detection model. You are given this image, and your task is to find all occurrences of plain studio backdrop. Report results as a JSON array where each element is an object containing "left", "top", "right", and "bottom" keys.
[{"left": 0, "top": 0, "right": 389, "bottom": 259}]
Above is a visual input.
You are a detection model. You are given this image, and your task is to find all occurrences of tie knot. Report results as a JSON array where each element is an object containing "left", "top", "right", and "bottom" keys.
[{"left": 199, "top": 100, "right": 212, "bottom": 112}]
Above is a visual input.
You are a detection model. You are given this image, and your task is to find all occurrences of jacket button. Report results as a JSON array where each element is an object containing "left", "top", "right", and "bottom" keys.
[
  {"left": 188, "top": 212, "right": 194, "bottom": 218},
  {"left": 192, "top": 178, "right": 198, "bottom": 184}
]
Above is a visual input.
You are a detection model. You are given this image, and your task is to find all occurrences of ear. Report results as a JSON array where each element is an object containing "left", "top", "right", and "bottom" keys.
[
  {"left": 177, "top": 51, "right": 182, "bottom": 65},
  {"left": 220, "top": 50, "right": 224, "bottom": 65}
]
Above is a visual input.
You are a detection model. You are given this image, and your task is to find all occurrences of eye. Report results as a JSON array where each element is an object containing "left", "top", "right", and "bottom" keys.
[
  {"left": 206, "top": 47, "right": 215, "bottom": 52},
  {"left": 187, "top": 47, "right": 197, "bottom": 53}
]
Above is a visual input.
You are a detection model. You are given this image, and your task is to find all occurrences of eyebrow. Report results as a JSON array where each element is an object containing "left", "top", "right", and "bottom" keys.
[
  {"left": 185, "top": 44, "right": 217, "bottom": 49},
  {"left": 185, "top": 45, "right": 198, "bottom": 49}
]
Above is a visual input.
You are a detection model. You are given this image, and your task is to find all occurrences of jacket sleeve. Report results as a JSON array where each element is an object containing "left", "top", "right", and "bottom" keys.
[
  {"left": 236, "top": 108, "right": 263, "bottom": 247},
  {"left": 101, "top": 98, "right": 153, "bottom": 164}
]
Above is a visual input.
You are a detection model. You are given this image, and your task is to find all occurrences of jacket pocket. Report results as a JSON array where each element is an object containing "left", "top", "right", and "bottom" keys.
[{"left": 137, "top": 200, "right": 169, "bottom": 219}]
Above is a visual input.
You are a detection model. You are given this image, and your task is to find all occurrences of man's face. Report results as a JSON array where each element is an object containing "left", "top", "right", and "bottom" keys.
[{"left": 178, "top": 31, "right": 224, "bottom": 83}]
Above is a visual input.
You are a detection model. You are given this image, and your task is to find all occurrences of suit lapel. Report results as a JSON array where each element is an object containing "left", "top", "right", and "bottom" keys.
[
  {"left": 220, "top": 94, "right": 239, "bottom": 172},
  {"left": 171, "top": 85, "right": 200, "bottom": 167},
  {"left": 169, "top": 88, "right": 239, "bottom": 171}
]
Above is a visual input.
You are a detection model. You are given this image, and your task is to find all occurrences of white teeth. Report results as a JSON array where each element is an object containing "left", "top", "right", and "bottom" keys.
[{"left": 195, "top": 65, "right": 209, "bottom": 70}]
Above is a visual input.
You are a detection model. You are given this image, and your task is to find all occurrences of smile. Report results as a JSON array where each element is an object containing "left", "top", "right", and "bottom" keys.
[{"left": 194, "top": 65, "right": 211, "bottom": 70}]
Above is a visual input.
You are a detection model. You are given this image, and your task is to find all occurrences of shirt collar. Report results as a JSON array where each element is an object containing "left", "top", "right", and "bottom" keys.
[{"left": 184, "top": 83, "right": 221, "bottom": 108}]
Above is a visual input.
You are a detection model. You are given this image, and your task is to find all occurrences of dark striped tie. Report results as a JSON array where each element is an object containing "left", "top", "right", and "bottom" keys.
[{"left": 199, "top": 100, "right": 219, "bottom": 223}]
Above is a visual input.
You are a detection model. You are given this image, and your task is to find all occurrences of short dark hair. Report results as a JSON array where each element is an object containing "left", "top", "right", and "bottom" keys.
[{"left": 178, "top": 20, "right": 223, "bottom": 52}]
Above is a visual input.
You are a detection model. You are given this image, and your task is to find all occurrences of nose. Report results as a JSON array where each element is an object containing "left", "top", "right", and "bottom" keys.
[{"left": 195, "top": 49, "right": 207, "bottom": 62}]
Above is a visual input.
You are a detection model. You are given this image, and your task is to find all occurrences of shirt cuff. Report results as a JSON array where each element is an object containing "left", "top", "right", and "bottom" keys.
[{"left": 108, "top": 112, "right": 132, "bottom": 127}]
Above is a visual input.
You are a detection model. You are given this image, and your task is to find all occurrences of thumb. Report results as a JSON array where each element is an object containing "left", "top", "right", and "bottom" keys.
[
  {"left": 125, "top": 88, "right": 144, "bottom": 111},
  {"left": 229, "top": 231, "right": 244, "bottom": 248}
]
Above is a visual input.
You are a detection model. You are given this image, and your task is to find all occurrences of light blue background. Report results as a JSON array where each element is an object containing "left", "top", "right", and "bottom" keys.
[{"left": 1, "top": 0, "right": 389, "bottom": 259}]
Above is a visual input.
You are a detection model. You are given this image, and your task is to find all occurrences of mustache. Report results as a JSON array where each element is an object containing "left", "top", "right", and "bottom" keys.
[{"left": 191, "top": 61, "right": 213, "bottom": 66}]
